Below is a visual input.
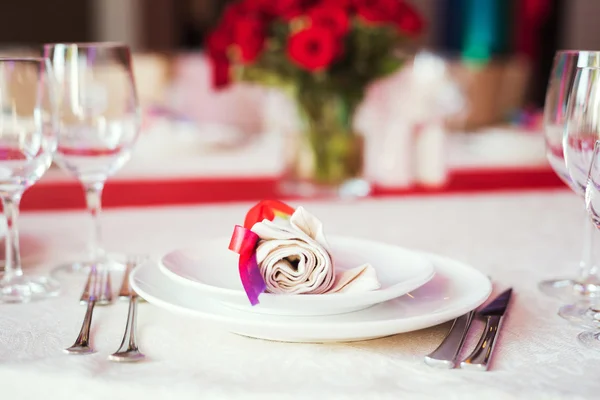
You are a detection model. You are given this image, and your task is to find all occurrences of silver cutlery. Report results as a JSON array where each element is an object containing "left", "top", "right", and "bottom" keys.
[
  {"left": 80, "top": 265, "right": 113, "bottom": 306},
  {"left": 425, "top": 276, "right": 493, "bottom": 369},
  {"left": 118, "top": 259, "right": 135, "bottom": 300},
  {"left": 460, "top": 288, "right": 513, "bottom": 371},
  {"left": 108, "top": 293, "right": 144, "bottom": 362},
  {"left": 98, "top": 266, "right": 113, "bottom": 305},
  {"left": 65, "top": 266, "right": 104, "bottom": 354},
  {"left": 108, "top": 257, "right": 146, "bottom": 362},
  {"left": 424, "top": 310, "right": 475, "bottom": 369}
]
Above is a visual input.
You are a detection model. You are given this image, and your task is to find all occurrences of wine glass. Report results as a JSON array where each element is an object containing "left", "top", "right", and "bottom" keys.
[
  {"left": 560, "top": 66, "right": 600, "bottom": 327},
  {"left": 43, "top": 43, "right": 141, "bottom": 275},
  {"left": 540, "top": 50, "right": 600, "bottom": 300},
  {"left": 561, "top": 140, "right": 600, "bottom": 348},
  {"left": 0, "top": 57, "right": 59, "bottom": 302}
]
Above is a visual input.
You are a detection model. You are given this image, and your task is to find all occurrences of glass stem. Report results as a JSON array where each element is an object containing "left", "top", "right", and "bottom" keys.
[
  {"left": 580, "top": 210, "right": 600, "bottom": 284},
  {"left": 84, "top": 181, "right": 105, "bottom": 264},
  {"left": 2, "top": 193, "right": 22, "bottom": 282}
]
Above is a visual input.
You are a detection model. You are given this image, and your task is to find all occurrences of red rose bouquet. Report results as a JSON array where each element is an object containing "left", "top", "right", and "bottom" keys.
[{"left": 207, "top": 0, "right": 424, "bottom": 192}]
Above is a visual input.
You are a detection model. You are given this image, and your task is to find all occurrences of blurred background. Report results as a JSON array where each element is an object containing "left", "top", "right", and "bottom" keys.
[
  {"left": 2, "top": 0, "right": 590, "bottom": 107},
  {"left": 1, "top": 0, "right": 591, "bottom": 207}
]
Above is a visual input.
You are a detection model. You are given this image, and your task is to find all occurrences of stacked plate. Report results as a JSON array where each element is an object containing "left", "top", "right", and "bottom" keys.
[{"left": 131, "top": 236, "right": 492, "bottom": 343}]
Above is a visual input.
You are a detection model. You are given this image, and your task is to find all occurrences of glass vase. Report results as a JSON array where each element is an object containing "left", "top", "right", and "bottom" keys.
[{"left": 279, "top": 92, "right": 370, "bottom": 198}]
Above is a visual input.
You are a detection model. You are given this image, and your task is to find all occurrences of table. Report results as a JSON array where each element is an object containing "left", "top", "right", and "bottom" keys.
[{"left": 0, "top": 190, "right": 596, "bottom": 399}]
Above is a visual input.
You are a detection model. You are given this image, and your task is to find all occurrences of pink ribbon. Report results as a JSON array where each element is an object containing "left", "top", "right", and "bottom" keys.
[{"left": 228, "top": 225, "right": 266, "bottom": 305}]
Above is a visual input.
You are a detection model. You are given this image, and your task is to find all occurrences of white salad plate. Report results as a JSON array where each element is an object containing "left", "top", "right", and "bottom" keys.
[
  {"left": 132, "top": 252, "right": 492, "bottom": 343},
  {"left": 159, "top": 236, "right": 436, "bottom": 316}
]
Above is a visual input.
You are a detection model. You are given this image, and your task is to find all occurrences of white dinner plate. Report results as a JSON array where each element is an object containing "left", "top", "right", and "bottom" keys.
[
  {"left": 132, "top": 253, "right": 492, "bottom": 343},
  {"left": 159, "top": 236, "right": 436, "bottom": 316}
]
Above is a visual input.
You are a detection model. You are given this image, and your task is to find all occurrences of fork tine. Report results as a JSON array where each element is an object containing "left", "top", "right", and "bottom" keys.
[
  {"left": 123, "top": 255, "right": 149, "bottom": 302},
  {"left": 97, "top": 267, "right": 113, "bottom": 306},
  {"left": 79, "top": 266, "right": 97, "bottom": 304},
  {"left": 92, "top": 266, "right": 101, "bottom": 300},
  {"left": 118, "top": 260, "right": 134, "bottom": 300}
]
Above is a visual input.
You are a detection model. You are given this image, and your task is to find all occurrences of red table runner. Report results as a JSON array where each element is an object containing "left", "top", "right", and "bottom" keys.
[{"left": 20, "top": 166, "right": 566, "bottom": 211}]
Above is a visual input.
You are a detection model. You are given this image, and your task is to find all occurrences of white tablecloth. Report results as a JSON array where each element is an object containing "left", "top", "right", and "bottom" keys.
[{"left": 0, "top": 190, "right": 597, "bottom": 399}]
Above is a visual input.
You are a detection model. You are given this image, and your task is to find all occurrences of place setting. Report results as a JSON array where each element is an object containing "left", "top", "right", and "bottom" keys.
[
  {"left": 35, "top": 195, "right": 508, "bottom": 370},
  {"left": 124, "top": 199, "right": 506, "bottom": 369}
]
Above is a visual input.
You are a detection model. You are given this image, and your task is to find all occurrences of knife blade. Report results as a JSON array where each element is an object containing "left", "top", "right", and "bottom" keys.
[
  {"left": 424, "top": 310, "right": 475, "bottom": 368},
  {"left": 460, "top": 288, "right": 513, "bottom": 371}
]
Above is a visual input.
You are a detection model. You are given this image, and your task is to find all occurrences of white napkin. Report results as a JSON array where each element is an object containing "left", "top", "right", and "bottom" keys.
[{"left": 251, "top": 207, "right": 381, "bottom": 295}]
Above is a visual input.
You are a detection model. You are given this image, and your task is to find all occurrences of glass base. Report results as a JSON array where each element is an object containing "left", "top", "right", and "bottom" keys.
[
  {"left": 0, "top": 275, "right": 60, "bottom": 303},
  {"left": 558, "top": 303, "right": 600, "bottom": 329},
  {"left": 577, "top": 331, "right": 600, "bottom": 350},
  {"left": 278, "top": 178, "right": 371, "bottom": 199},
  {"left": 50, "top": 255, "right": 126, "bottom": 278},
  {"left": 538, "top": 278, "right": 600, "bottom": 302}
]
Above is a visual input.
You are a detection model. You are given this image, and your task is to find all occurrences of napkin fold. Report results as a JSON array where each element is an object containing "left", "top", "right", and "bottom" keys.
[{"left": 251, "top": 207, "right": 380, "bottom": 295}]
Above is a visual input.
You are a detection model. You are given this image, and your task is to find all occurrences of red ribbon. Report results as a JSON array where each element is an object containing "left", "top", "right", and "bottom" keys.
[
  {"left": 243, "top": 200, "right": 295, "bottom": 229},
  {"left": 229, "top": 200, "right": 295, "bottom": 305},
  {"left": 229, "top": 225, "right": 266, "bottom": 305}
]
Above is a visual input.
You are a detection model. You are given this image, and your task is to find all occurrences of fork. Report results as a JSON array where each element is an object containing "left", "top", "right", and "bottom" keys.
[
  {"left": 108, "top": 255, "right": 147, "bottom": 362},
  {"left": 65, "top": 266, "right": 103, "bottom": 354},
  {"left": 80, "top": 265, "right": 112, "bottom": 306},
  {"left": 118, "top": 258, "right": 136, "bottom": 301}
]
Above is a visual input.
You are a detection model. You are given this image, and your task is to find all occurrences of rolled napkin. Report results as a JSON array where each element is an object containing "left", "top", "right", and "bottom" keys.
[{"left": 251, "top": 207, "right": 380, "bottom": 295}]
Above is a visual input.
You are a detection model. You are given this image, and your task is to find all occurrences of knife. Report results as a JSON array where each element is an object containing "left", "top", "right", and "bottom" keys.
[
  {"left": 460, "top": 288, "right": 513, "bottom": 371},
  {"left": 424, "top": 310, "right": 475, "bottom": 369}
]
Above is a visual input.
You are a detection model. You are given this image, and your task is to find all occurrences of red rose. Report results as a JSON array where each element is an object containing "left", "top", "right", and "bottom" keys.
[
  {"left": 233, "top": 16, "right": 265, "bottom": 63},
  {"left": 241, "top": 0, "right": 270, "bottom": 12},
  {"left": 206, "top": 28, "right": 231, "bottom": 58},
  {"left": 321, "top": 0, "right": 354, "bottom": 10},
  {"left": 234, "top": 16, "right": 265, "bottom": 43},
  {"left": 287, "top": 27, "right": 338, "bottom": 71},
  {"left": 209, "top": 55, "right": 231, "bottom": 89},
  {"left": 354, "top": 0, "right": 401, "bottom": 24},
  {"left": 273, "top": 0, "right": 305, "bottom": 17},
  {"left": 222, "top": 2, "right": 250, "bottom": 27},
  {"left": 308, "top": 6, "right": 350, "bottom": 37},
  {"left": 396, "top": 2, "right": 425, "bottom": 36},
  {"left": 281, "top": 7, "right": 304, "bottom": 22}
]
